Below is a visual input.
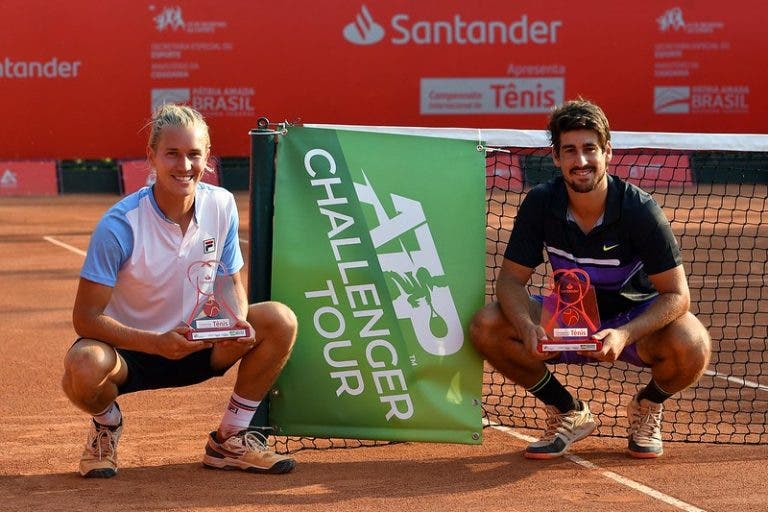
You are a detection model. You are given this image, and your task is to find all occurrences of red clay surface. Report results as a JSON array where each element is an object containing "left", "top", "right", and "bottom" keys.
[{"left": 1, "top": 194, "right": 766, "bottom": 512}]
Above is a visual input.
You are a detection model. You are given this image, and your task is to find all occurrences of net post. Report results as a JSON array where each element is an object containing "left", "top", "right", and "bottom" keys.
[{"left": 247, "top": 117, "right": 276, "bottom": 433}]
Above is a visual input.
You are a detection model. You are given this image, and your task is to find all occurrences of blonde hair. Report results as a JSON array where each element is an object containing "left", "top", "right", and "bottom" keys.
[
  {"left": 147, "top": 103, "right": 211, "bottom": 152},
  {"left": 146, "top": 103, "right": 216, "bottom": 176}
]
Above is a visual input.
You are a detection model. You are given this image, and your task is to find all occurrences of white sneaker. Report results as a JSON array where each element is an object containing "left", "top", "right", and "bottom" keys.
[
  {"left": 79, "top": 420, "right": 122, "bottom": 478},
  {"left": 627, "top": 396, "right": 664, "bottom": 458},
  {"left": 203, "top": 430, "right": 295, "bottom": 474},
  {"left": 525, "top": 400, "right": 596, "bottom": 459}
]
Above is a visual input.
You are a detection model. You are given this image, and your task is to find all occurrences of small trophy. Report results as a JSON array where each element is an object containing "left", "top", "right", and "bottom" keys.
[
  {"left": 538, "top": 268, "right": 602, "bottom": 352},
  {"left": 184, "top": 260, "right": 248, "bottom": 341}
]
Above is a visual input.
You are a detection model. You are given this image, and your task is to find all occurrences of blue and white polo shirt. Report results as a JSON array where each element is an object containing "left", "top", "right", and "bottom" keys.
[{"left": 80, "top": 183, "right": 243, "bottom": 333}]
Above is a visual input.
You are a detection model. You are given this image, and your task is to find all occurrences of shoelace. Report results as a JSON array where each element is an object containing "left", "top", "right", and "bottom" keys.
[
  {"left": 542, "top": 407, "right": 573, "bottom": 439},
  {"left": 632, "top": 404, "right": 663, "bottom": 441},
  {"left": 89, "top": 428, "right": 117, "bottom": 460},
  {"left": 230, "top": 430, "right": 271, "bottom": 453}
]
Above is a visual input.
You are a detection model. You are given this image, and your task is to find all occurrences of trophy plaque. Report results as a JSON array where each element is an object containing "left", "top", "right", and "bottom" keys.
[
  {"left": 538, "top": 268, "right": 602, "bottom": 352},
  {"left": 184, "top": 260, "right": 248, "bottom": 341}
]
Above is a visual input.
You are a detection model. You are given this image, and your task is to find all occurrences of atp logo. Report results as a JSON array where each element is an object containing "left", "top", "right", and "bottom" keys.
[
  {"left": 354, "top": 172, "right": 463, "bottom": 356},
  {"left": 343, "top": 5, "right": 385, "bottom": 45}
]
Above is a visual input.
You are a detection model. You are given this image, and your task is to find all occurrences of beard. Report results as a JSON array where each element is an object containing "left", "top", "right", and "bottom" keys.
[{"left": 564, "top": 166, "right": 606, "bottom": 193}]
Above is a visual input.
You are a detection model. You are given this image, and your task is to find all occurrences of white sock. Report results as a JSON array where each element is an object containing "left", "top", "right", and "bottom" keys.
[
  {"left": 93, "top": 402, "right": 122, "bottom": 427},
  {"left": 218, "top": 393, "right": 260, "bottom": 439}
]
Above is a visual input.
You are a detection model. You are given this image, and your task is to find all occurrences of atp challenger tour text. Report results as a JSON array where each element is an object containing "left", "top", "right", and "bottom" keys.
[{"left": 303, "top": 148, "right": 413, "bottom": 422}]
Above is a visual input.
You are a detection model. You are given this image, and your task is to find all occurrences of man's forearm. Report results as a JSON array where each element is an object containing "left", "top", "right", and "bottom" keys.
[
  {"left": 621, "top": 292, "right": 688, "bottom": 344},
  {"left": 74, "top": 314, "right": 158, "bottom": 353},
  {"left": 497, "top": 278, "right": 536, "bottom": 333},
  {"left": 233, "top": 282, "right": 249, "bottom": 320}
]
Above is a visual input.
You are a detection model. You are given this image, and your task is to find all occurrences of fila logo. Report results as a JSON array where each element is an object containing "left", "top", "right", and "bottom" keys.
[
  {"left": 203, "top": 238, "right": 216, "bottom": 254},
  {"left": 603, "top": 243, "right": 619, "bottom": 251}
]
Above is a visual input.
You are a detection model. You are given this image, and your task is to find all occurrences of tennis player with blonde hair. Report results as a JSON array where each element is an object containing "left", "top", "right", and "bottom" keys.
[{"left": 62, "top": 104, "right": 297, "bottom": 477}]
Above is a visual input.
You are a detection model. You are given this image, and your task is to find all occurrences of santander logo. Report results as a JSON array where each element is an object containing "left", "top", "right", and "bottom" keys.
[
  {"left": 343, "top": 5, "right": 385, "bottom": 45},
  {"left": 344, "top": 5, "right": 562, "bottom": 46}
]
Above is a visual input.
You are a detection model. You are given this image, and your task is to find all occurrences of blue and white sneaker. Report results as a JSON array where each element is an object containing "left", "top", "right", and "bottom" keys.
[
  {"left": 627, "top": 396, "right": 664, "bottom": 458},
  {"left": 525, "top": 400, "right": 596, "bottom": 459}
]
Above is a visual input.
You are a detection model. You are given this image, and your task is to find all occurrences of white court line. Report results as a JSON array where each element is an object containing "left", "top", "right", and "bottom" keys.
[
  {"left": 704, "top": 369, "right": 768, "bottom": 392},
  {"left": 30, "top": 488, "right": 90, "bottom": 495},
  {"left": 487, "top": 422, "right": 708, "bottom": 512},
  {"left": 44, "top": 236, "right": 248, "bottom": 254},
  {"left": 42, "top": 236, "right": 86, "bottom": 257}
]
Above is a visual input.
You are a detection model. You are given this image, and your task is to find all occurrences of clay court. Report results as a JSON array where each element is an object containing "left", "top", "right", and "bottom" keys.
[{"left": 1, "top": 191, "right": 766, "bottom": 512}]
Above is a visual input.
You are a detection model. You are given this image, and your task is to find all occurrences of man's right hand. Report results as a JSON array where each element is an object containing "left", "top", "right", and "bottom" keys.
[
  {"left": 153, "top": 327, "right": 212, "bottom": 359},
  {"left": 522, "top": 322, "right": 556, "bottom": 360}
]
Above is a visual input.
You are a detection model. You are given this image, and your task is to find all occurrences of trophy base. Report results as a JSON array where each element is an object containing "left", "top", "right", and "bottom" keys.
[
  {"left": 537, "top": 338, "right": 602, "bottom": 352},
  {"left": 187, "top": 328, "right": 248, "bottom": 341}
]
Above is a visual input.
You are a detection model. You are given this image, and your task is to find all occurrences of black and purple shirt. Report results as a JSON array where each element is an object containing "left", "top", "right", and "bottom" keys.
[{"left": 504, "top": 174, "right": 681, "bottom": 321}]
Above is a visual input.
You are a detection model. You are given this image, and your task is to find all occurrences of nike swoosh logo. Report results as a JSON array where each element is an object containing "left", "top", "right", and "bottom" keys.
[{"left": 603, "top": 244, "right": 620, "bottom": 251}]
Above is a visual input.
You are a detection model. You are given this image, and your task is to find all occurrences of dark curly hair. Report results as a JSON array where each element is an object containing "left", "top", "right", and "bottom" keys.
[{"left": 547, "top": 99, "right": 611, "bottom": 153}]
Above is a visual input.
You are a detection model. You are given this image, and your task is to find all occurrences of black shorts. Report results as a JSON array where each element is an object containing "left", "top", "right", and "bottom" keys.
[{"left": 116, "top": 347, "right": 229, "bottom": 395}]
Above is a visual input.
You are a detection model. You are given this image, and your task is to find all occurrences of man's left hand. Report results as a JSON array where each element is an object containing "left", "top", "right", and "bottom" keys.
[{"left": 579, "top": 328, "right": 630, "bottom": 362}]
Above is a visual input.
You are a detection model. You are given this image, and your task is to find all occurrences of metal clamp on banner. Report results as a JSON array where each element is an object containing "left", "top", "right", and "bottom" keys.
[
  {"left": 477, "top": 129, "right": 511, "bottom": 154},
  {"left": 248, "top": 117, "right": 291, "bottom": 136}
]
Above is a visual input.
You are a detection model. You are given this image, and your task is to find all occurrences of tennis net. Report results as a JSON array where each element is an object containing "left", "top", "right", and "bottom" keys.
[
  {"left": 258, "top": 125, "right": 767, "bottom": 449},
  {"left": 481, "top": 130, "right": 767, "bottom": 444}
]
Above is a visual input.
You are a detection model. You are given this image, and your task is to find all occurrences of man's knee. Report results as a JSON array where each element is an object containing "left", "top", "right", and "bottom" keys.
[
  {"left": 469, "top": 304, "right": 504, "bottom": 354},
  {"left": 681, "top": 314, "right": 711, "bottom": 371},
  {"left": 250, "top": 301, "right": 298, "bottom": 353},
  {"left": 645, "top": 313, "right": 711, "bottom": 372},
  {"left": 469, "top": 306, "right": 490, "bottom": 338},
  {"left": 671, "top": 313, "right": 710, "bottom": 358},
  {"left": 64, "top": 339, "right": 118, "bottom": 379},
  {"left": 62, "top": 339, "right": 119, "bottom": 405}
]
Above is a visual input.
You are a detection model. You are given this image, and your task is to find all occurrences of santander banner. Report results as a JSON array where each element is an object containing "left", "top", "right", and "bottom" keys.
[{"left": 0, "top": 1, "right": 765, "bottom": 159}]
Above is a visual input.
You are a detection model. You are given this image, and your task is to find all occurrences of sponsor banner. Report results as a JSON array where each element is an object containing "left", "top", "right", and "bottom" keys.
[
  {"left": 654, "top": 85, "right": 749, "bottom": 115},
  {"left": 120, "top": 158, "right": 219, "bottom": 195},
  {"left": 270, "top": 127, "right": 485, "bottom": 443},
  {"left": 0, "top": 1, "right": 765, "bottom": 159},
  {"left": 151, "top": 87, "right": 256, "bottom": 118},
  {"left": 421, "top": 78, "right": 563, "bottom": 115},
  {"left": 0, "top": 161, "right": 58, "bottom": 196},
  {"left": 344, "top": 8, "right": 563, "bottom": 46}
]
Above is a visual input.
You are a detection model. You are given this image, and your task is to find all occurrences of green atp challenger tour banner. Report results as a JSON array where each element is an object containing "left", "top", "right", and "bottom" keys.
[{"left": 270, "top": 127, "right": 486, "bottom": 444}]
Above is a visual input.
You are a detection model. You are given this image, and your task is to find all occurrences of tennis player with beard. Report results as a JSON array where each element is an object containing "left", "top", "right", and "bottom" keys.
[{"left": 470, "top": 99, "right": 710, "bottom": 459}]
